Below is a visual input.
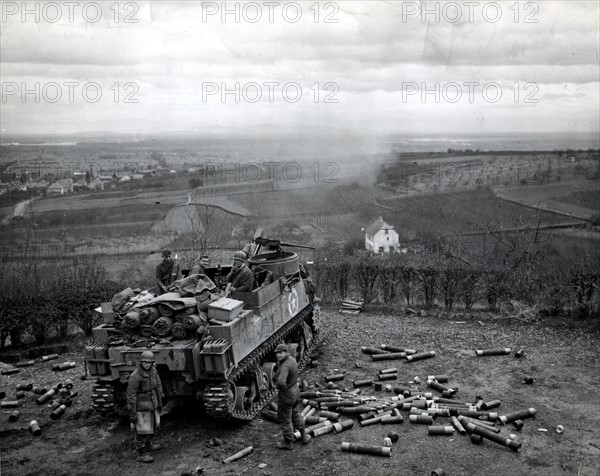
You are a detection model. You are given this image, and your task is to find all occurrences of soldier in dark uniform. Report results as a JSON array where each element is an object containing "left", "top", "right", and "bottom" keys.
[
  {"left": 155, "top": 249, "right": 182, "bottom": 294},
  {"left": 274, "top": 343, "right": 310, "bottom": 449},
  {"left": 225, "top": 251, "right": 254, "bottom": 293},
  {"left": 126, "top": 351, "right": 164, "bottom": 463}
]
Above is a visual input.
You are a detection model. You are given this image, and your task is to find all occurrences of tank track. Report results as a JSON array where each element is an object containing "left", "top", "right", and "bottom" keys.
[{"left": 203, "top": 305, "right": 319, "bottom": 421}]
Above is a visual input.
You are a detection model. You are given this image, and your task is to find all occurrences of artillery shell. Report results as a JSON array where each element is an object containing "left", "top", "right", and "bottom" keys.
[
  {"left": 434, "top": 397, "right": 468, "bottom": 405},
  {"left": 387, "top": 432, "right": 400, "bottom": 442},
  {"left": 361, "top": 347, "right": 389, "bottom": 355},
  {"left": 403, "top": 399, "right": 428, "bottom": 409},
  {"left": 16, "top": 383, "right": 33, "bottom": 391},
  {"left": 410, "top": 407, "right": 426, "bottom": 415},
  {"left": 498, "top": 408, "right": 537, "bottom": 425},
  {"left": 374, "top": 383, "right": 383, "bottom": 391},
  {"left": 406, "top": 351, "right": 435, "bottom": 362},
  {"left": 441, "top": 390, "right": 455, "bottom": 398},
  {"left": 372, "top": 352, "right": 406, "bottom": 361},
  {"left": 359, "top": 411, "right": 376, "bottom": 421},
  {"left": 302, "top": 407, "right": 316, "bottom": 419},
  {"left": 33, "top": 387, "right": 47, "bottom": 395},
  {"left": 381, "top": 415, "right": 404, "bottom": 424},
  {"left": 29, "top": 420, "right": 42, "bottom": 436},
  {"left": 16, "top": 391, "right": 25, "bottom": 399},
  {"left": 341, "top": 442, "right": 391, "bottom": 457},
  {"left": 332, "top": 419, "right": 354, "bottom": 433},
  {"left": 393, "top": 387, "right": 412, "bottom": 397},
  {"left": 36, "top": 389, "right": 56, "bottom": 405},
  {"left": 50, "top": 404, "right": 67, "bottom": 420},
  {"left": 361, "top": 412, "right": 393, "bottom": 427},
  {"left": 380, "top": 345, "right": 404, "bottom": 353},
  {"left": 427, "top": 408, "right": 451, "bottom": 417},
  {"left": 404, "top": 349, "right": 417, "bottom": 355},
  {"left": 452, "top": 409, "right": 498, "bottom": 421},
  {"left": 1, "top": 368, "right": 19, "bottom": 375},
  {"left": 470, "top": 434, "right": 483, "bottom": 445},
  {"left": 427, "top": 425, "right": 454, "bottom": 436},
  {"left": 409, "top": 414, "right": 434, "bottom": 425},
  {"left": 313, "top": 396, "right": 340, "bottom": 404},
  {"left": 323, "top": 401, "right": 361, "bottom": 410},
  {"left": 300, "top": 391, "right": 321, "bottom": 399},
  {"left": 464, "top": 422, "right": 521, "bottom": 451},
  {"left": 16, "top": 361, "right": 35, "bottom": 368},
  {"left": 305, "top": 416, "right": 327, "bottom": 425},
  {"left": 353, "top": 379, "right": 373, "bottom": 388},
  {"left": 325, "top": 374, "right": 345, "bottom": 382},
  {"left": 8, "top": 410, "right": 20, "bottom": 422},
  {"left": 51, "top": 401, "right": 61, "bottom": 410},
  {"left": 304, "top": 421, "right": 332, "bottom": 437},
  {"left": 428, "top": 380, "right": 456, "bottom": 394},
  {"left": 41, "top": 354, "right": 59, "bottom": 362},
  {"left": 262, "top": 410, "right": 278, "bottom": 422},
  {"left": 431, "top": 469, "right": 446, "bottom": 476},
  {"left": 338, "top": 406, "right": 377, "bottom": 415},
  {"left": 450, "top": 416, "right": 466, "bottom": 434},
  {"left": 512, "top": 420, "right": 524, "bottom": 430},
  {"left": 222, "top": 446, "right": 253, "bottom": 464},
  {"left": 318, "top": 410, "right": 342, "bottom": 421},
  {"left": 379, "top": 368, "right": 399, "bottom": 374},
  {"left": 474, "top": 399, "right": 485, "bottom": 411},
  {"left": 378, "top": 373, "right": 397, "bottom": 381},
  {"left": 459, "top": 416, "right": 500, "bottom": 433},
  {"left": 476, "top": 348, "right": 511, "bottom": 356},
  {"left": 1, "top": 401, "right": 20, "bottom": 408},
  {"left": 482, "top": 400, "right": 501, "bottom": 410},
  {"left": 427, "top": 375, "right": 449, "bottom": 383},
  {"left": 313, "top": 425, "right": 334, "bottom": 437},
  {"left": 53, "top": 362, "right": 76, "bottom": 372}
]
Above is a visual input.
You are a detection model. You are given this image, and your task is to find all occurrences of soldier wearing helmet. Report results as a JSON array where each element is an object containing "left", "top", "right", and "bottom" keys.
[
  {"left": 126, "top": 351, "right": 164, "bottom": 463},
  {"left": 225, "top": 251, "right": 254, "bottom": 293}
]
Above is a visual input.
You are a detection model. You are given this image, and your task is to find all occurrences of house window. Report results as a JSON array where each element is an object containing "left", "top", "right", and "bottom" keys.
[
  {"left": 385, "top": 229, "right": 389, "bottom": 235},
  {"left": 389, "top": 246, "right": 394, "bottom": 253},
  {"left": 378, "top": 246, "right": 384, "bottom": 253}
]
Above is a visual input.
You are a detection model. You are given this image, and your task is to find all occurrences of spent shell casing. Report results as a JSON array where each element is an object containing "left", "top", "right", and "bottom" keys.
[
  {"left": 406, "top": 351, "right": 435, "bottom": 362},
  {"left": 476, "top": 348, "right": 511, "bottom": 356},
  {"left": 498, "top": 408, "right": 537, "bottom": 424},
  {"left": 29, "top": 420, "right": 42, "bottom": 436},
  {"left": 41, "top": 354, "right": 59, "bottom": 362},
  {"left": 8, "top": 410, "right": 20, "bottom": 422},
  {"left": 340, "top": 442, "right": 391, "bottom": 457}
]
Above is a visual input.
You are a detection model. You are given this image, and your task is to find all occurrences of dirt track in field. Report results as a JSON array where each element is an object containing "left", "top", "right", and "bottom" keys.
[{"left": 1, "top": 309, "right": 599, "bottom": 476}]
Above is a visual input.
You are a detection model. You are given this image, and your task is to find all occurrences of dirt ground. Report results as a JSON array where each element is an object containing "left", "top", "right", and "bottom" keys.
[{"left": 1, "top": 309, "right": 599, "bottom": 476}]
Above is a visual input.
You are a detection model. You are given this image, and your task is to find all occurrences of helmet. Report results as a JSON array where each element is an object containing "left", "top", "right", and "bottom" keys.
[
  {"left": 275, "top": 343, "right": 288, "bottom": 353},
  {"left": 233, "top": 251, "right": 247, "bottom": 262},
  {"left": 140, "top": 351, "right": 155, "bottom": 363}
]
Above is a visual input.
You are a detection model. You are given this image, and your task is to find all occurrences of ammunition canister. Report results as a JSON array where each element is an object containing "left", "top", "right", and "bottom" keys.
[
  {"left": 406, "top": 351, "right": 435, "bottom": 362},
  {"left": 50, "top": 404, "right": 67, "bottom": 420},
  {"left": 383, "top": 437, "right": 392, "bottom": 447},
  {"left": 41, "top": 354, "right": 59, "bottom": 362},
  {"left": 36, "top": 389, "right": 56, "bottom": 405},
  {"left": 512, "top": 419, "right": 524, "bottom": 430},
  {"left": 380, "top": 367, "right": 399, "bottom": 374},
  {"left": 427, "top": 375, "right": 449, "bottom": 383},
  {"left": 1, "top": 401, "right": 20, "bottom": 408},
  {"left": 353, "top": 379, "right": 373, "bottom": 388},
  {"left": 16, "top": 383, "right": 33, "bottom": 391},
  {"left": 29, "top": 420, "right": 42, "bottom": 436},
  {"left": 16, "top": 361, "right": 35, "bottom": 368},
  {"left": 380, "top": 345, "right": 404, "bottom": 353},
  {"left": 325, "top": 374, "right": 345, "bottom": 382},
  {"left": 318, "top": 410, "right": 342, "bottom": 421},
  {"left": 482, "top": 400, "right": 501, "bottom": 410},
  {"left": 470, "top": 434, "right": 483, "bottom": 445},
  {"left": 15, "top": 391, "right": 25, "bottom": 399},
  {"left": 222, "top": 446, "right": 253, "bottom": 464},
  {"left": 340, "top": 442, "right": 391, "bottom": 457},
  {"left": 381, "top": 415, "right": 404, "bottom": 424},
  {"left": 312, "top": 425, "right": 334, "bottom": 437},
  {"left": 431, "top": 469, "right": 446, "bottom": 476},
  {"left": 8, "top": 410, "right": 20, "bottom": 422},
  {"left": 374, "top": 383, "right": 383, "bottom": 391},
  {"left": 372, "top": 352, "right": 406, "bottom": 361},
  {"left": 378, "top": 373, "right": 397, "bottom": 381},
  {"left": 305, "top": 416, "right": 327, "bottom": 425},
  {"left": 450, "top": 416, "right": 466, "bottom": 434},
  {"left": 476, "top": 348, "right": 511, "bottom": 356},
  {"left": 498, "top": 408, "right": 537, "bottom": 424},
  {"left": 361, "top": 347, "right": 389, "bottom": 355},
  {"left": 1, "top": 368, "right": 19, "bottom": 375},
  {"left": 387, "top": 431, "right": 400, "bottom": 442},
  {"left": 332, "top": 419, "right": 354, "bottom": 433},
  {"left": 409, "top": 414, "right": 434, "bottom": 425},
  {"left": 464, "top": 422, "right": 521, "bottom": 452},
  {"left": 428, "top": 426, "right": 454, "bottom": 436}
]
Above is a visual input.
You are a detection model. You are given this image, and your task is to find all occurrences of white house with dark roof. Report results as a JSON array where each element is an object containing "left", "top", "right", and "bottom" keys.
[{"left": 364, "top": 216, "right": 399, "bottom": 254}]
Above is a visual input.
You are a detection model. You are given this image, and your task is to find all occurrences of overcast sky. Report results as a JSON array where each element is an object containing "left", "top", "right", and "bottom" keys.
[{"left": 1, "top": 1, "right": 598, "bottom": 136}]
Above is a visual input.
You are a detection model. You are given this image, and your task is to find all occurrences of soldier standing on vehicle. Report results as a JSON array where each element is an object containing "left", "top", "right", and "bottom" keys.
[
  {"left": 155, "top": 249, "right": 182, "bottom": 294},
  {"left": 274, "top": 343, "right": 310, "bottom": 450},
  {"left": 126, "top": 351, "right": 164, "bottom": 463},
  {"left": 225, "top": 251, "right": 254, "bottom": 293},
  {"left": 190, "top": 254, "right": 210, "bottom": 275}
]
